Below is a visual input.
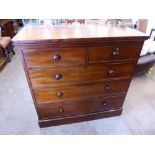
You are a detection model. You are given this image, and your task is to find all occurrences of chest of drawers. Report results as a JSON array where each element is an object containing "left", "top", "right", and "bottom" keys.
[{"left": 12, "top": 25, "right": 148, "bottom": 127}]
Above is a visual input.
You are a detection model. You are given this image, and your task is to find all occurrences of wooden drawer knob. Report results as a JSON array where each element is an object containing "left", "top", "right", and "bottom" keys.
[
  {"left": 58, "top": 108, "right": 64, "bottom": 113},
  {"left": 112, "top": 48, "right": 119, "bottom": 56},
  {"left": 101, "top": 101, "right": 107, "bottom": 106},
  {"left": 108, "top": 70, "right": 114, "bottom": 75},
  {"left": 57, "top": 92, "right": 63, "bottom": 97},
  {"left": 52, "top": 55, "right": 61, "bottom": 61},
  {"left": 105, "top": 85, "right": 110, "bottom": 91},
  {"left": 55, "top": 73, "right": 62, "bottom": 80}
]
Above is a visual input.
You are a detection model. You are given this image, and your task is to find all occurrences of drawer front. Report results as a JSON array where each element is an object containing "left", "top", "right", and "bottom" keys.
[
  {"left": 88, "top": 44, "right": 142, "bottom": 62},
  {"left": 34, "top": 79, "right": 130, "bottom": 104},
  {"left": 38, "top": 95, "right": 125, "bottom": 119},
  {"left": 29, "top": 63, "right": 135, "bottom": 87},
  {"left": 23, "top": 47, "right": 85, "bottom": 68}
]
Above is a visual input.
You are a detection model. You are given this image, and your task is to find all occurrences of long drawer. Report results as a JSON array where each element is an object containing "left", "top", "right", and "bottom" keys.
[
  {"left": 28, "top": 63, "right": 135, "bottom": 87},
  {"left": 38, "top": 94, "right": 125, "bottom": 119},
  {"left": 23, "top": 47, "right": 85, "bottom": 68},
  {"left": 34, "top": 79, "right": 130, "bottom": 104},
  {"left": 88, "top": 43, "right": 142, "bottom": 63}
]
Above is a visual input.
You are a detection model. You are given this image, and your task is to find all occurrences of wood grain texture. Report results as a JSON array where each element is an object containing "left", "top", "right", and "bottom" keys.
[
  {"left": 88, "top": 43, "right": 142, "bottom": 63},
  {"left": 39, "top": 108, "right": 122, "bottom": 127},
  {"left": 28, "top": 62, "right": 135, "bottom": 87},
  {"left": 33, "top": 80, "right": 130, "bottom": 104},
  {"left": 38, "top": 94, "right": 125, "bottom": 119},
  {"left": 0, "top": 19, "right": 15, "bottom": 38},
  {"left": 23, "top": 47, "right": 86, "bottom": 68},
  {"left": 12, "top": 25, "right": 148, "bottom": 45},
  {"left": 12, "top": 25, "right": 148, "bottom": 127}
]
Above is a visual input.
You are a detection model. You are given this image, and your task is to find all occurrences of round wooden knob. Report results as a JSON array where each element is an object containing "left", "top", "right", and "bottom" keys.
[
  {"left": 55, "top": 73, "right": 62, "bottom": 80},
  {"left": 112, "top": 50, "right": 119, "bottom": 56},
  {"left": 105, "top": 85, "right": 110, "bottom": 91},
  {"left": 58, "top": 108, "right": 64, "bottom": 113},
  {"left": 57, "top": 92, "right": 63, "bottom": 97},
  {"left": 112, "top": 48, "right": 119, "bottom": 56},
  {"left": 108, "top": 70, "right": 114, "bottom": 75},
  {"left": 102, "top": 101, "right": 107, "bottom": 106},
  {"left": 52, "top": 55, "right": 61, "bottom": 61}
]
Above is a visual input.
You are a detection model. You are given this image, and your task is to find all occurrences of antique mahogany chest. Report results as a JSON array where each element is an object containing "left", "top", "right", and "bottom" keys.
[{"left": 12, "top": 25, "right": 148, "bottom": 127}]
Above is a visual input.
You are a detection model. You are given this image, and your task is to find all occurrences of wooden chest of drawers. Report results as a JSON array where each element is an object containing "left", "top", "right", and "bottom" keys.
[{"left": 12, "top": 25, "right": 148, "bottom": 127}]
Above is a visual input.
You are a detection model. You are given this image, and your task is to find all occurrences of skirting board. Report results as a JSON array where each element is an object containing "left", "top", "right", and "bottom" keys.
[{"left": 39, "top": 108, "right": 122, "bottom": 128}]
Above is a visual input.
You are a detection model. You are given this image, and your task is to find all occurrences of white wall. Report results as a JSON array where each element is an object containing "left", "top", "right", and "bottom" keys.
[{"left": 146, "top": 19, "right": 155, "bottom": 35}]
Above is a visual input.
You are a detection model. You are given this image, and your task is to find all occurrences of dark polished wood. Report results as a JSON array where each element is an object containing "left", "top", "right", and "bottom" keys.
[
  {"left": 23, "top": 47, "right": 85, "bottom": 68},
  {"left": 88, "top": 42, "right": 143, "bottom": 63},
  {"left": 12, "top": 25, "right": 148, "bottom": 44},
  {"left": 12, "top": 25, "right": 148, "bottom": 127},
  {"left": 34, "top": 80, "right": 129, "bottom": 104},
  {"left": 28, "top": 62, "right": 135, "bottom": 87},
  {"left": 0, "top": 19, "right": 15, "bottom": 38},
  {"left": 39, "top": 108, "right": 123, "bottom": 127},
  {"left": 38, "top": 94, "right": 125, "bottom": 119}
]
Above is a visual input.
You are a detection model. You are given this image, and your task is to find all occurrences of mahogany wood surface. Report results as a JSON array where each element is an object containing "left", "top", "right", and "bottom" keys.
[
  {"left": 39, "top": 108, "right": 123, "bottom": 127},
  {"left": 89, "top": 43, "right": 142, "bottom": 63},
  {"left": 28, "top": 62, "right": 135, "bottom": 87},
  {"left": 34, "top": 80, "right": 130, "bottom": 104},
  {"left": 0, "top": 19, "right": 15, "bottom": 38},
  {"left": 23, "top": 47, "right": 86, "bottom": 68},
  {"left": 23, "top": 41, "right": 143, "bottom": 69},
  {"left": 38, "top": 94, "right": 125, "bottom": 119},
  {"left": 12, "top": 25, "right": 148, "bottom": 44},
  {"left": 12, "top": 25, "right": 148, "bottom": 127}
]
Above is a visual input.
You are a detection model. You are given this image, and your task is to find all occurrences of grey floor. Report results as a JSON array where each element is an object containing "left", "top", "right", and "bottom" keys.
[{"left": 0, "top": 48, "right": 155, "bottom": 135}]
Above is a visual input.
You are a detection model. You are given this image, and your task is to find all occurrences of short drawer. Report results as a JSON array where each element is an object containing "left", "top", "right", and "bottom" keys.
[
  {"left": 23, "top": 47, "right": 85, "bottom": 68},
  {"left": 29, "top": 63, "right": 135, "bottom": 87},
  {"left": 37, "top": 95, "right": 125, "bottom": 119},
  {"left": 34, "top": 79, "right": 130, "bottom": 104},
  {"left": 88, "top": 44, "right": 142, "bottom": 63}
]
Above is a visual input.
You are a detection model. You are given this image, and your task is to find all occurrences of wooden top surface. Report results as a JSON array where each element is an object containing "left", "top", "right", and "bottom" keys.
[{"left": 12, "top": 25, "right": 149, "bottom": 44}]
